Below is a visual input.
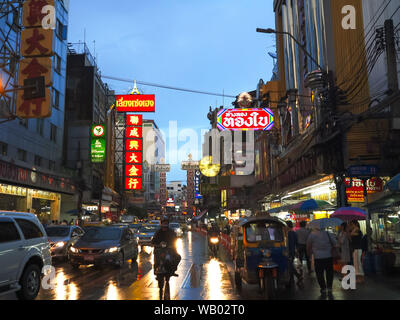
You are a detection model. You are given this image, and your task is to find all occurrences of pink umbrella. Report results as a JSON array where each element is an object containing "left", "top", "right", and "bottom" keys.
[{"left": 331, "top": 207, "right": 366, "bottom": 221}]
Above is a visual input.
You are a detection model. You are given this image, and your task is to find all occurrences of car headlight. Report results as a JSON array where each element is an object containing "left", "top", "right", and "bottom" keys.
[
  {"left": 55, "top": 241, "right": 66, "bottom": 248},
  {"left": 210, "top": 237, "right": 219, "bottom": 244},
  {"left": 70, "top": 246, "right": 79, "bottom": 253},
  {"left": 105, "top": 247, "right": 119, "bottom": 253},
  {"left": 176, "top": 228, "right": 182, "bottom": 233}
]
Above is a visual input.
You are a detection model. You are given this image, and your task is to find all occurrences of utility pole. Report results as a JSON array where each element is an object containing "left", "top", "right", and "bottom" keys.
[{"left": 385, "top": 19, "right": 400, "bottom": 130}]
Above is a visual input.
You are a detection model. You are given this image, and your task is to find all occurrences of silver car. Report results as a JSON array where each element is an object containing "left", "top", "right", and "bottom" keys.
[
  {"left": 45, "top": 225, "right": 85, "bottom": 260},
  {"left": 0, "top": 212, "right": 51, "bottom": 300}
]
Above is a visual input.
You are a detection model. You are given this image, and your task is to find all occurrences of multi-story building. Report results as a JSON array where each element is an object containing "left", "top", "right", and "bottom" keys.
[
  {"left": 0, "top": 0, "right": 75, "bottom": 223},
  {"left": 252, "top": 0, "right": 400, "bottom": 241},
  {"left": 63, "top": 42, "right": 119, "bottom": 221}
]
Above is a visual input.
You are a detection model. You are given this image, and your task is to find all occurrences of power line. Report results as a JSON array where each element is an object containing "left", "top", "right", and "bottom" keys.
[{"left": 101, "top": 75, "right": 237, "bottom": 99}]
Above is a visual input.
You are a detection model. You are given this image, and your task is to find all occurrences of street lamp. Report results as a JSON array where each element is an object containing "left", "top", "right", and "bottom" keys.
[{"left": 256, "top": 27, "right": 324, "bottom": 71}]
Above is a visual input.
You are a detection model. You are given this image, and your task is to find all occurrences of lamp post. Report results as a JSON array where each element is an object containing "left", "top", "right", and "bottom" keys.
[{"left": 256, "top": 28, "right": 324, "bottom": 71}]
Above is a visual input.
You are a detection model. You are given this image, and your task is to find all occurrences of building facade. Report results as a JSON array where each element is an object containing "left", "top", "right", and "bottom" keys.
[{"left": 0, "top": 0, "right": 74, "bottom": 223}]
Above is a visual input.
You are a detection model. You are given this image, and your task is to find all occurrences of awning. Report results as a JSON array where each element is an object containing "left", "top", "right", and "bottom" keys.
[
  {"left": 193, "top": 210, "right": 207, "bottom": 221},
  {"left": 365, "top": 189, "right": 400, "bottom": 212},
  {"left": 266, "top": 203, "right": 294, "bottom": 214}
]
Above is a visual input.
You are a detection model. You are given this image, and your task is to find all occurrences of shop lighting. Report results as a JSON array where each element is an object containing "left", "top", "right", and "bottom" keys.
[{"left": 287, "top": 180, "right": 334, "bottom": 196}]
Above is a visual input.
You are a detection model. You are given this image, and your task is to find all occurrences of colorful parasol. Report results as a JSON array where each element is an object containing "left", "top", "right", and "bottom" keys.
[
  {"left": 290, "top": 199, "right": 333, "bottom": 212},
  {"left": 331, "top": 207, "right": 367, "bottom": 221}
]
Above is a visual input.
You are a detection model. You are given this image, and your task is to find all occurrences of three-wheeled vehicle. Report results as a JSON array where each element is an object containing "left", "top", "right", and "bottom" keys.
[{"left": 231, "top": 216, "right": 292, "bottom": 299}]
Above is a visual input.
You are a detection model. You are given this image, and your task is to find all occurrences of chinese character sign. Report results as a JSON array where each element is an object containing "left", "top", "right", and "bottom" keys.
[
  {"left": 17, "top": 0, "right": 55, "bottom": 119},
  {"left": 124, "top": 114, "right": 143, "bottom": 191}
]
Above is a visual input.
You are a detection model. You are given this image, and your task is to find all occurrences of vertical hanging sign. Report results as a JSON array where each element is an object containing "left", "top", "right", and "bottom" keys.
[
  {"left": 91, "top": 124, "right": 106, "bottom": 163},
  {"left": 125, "top": 114, "right": 143, "bottom": 190}
]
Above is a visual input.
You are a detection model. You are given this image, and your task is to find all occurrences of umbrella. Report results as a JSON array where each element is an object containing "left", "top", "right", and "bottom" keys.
[
  {"left": 308, "top": 217, "right": 343, "bottom": 229},
  {"left": 290, "top": 199, "right": 333, "bottom": 212},
  {"left": 385, "top": 173, "right": 400, "bottom": 192},
  {"left": 331, "top": 207, "right": 366, "bottom": 221}
]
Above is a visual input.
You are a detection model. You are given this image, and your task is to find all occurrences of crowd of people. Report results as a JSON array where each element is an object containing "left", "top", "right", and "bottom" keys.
[{"left": 286, "top": 220, "right": 368, "bottom": 297}]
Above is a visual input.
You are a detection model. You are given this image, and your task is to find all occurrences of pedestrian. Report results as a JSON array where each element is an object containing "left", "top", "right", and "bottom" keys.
[
  {"left": 349, "top": 220, "right": 364, "bottom": 283},
  {"left": 296, "top": 220, "right": 312, "bottom": 274},
  {"left": 286, "top": 221, "right": 303, "bottom": 285},
  {"left": 337, "top": 222, "right": 351, "bottom": 278},
  {"left": 306, "top": 226, "right": 337, "bottom": 297}
]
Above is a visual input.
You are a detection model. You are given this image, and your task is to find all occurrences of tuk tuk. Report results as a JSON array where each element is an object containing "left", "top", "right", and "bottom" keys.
[{"left": 231, "top": 216, "right": 292, "bottom": 299}]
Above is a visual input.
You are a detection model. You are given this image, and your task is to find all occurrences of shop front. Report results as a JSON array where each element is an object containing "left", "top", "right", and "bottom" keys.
[{"left": 0, "top": 160, "right": 75, "bottom": 223}]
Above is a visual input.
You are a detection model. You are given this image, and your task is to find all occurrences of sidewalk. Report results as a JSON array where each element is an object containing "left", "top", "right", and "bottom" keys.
[{"left": 218, "top": 243, "right": 400, "bottom": 300}]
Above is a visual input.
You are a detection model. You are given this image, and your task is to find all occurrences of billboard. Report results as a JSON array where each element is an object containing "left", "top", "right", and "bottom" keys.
[
  {"left": 155, "top": 164, "right": 171, "bottom": 172},
  {"left": 344, "top": 177, "right": 383, "bottom": 203},
  {"left": 116, "top": 95, "right": 155, "bottom": 112},
  {"left": 217, "top": 108, "right": 274, "bottom": 131}
]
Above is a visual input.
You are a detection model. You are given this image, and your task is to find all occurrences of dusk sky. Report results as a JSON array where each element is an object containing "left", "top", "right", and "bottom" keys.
[{"left": 68, "top": 0, "right": 276, "bottom": 182}]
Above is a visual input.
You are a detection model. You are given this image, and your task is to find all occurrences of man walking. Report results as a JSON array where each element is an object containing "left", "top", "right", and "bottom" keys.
[
  {"left": 287, "top": 221, "right": 303, "bottom": 285},
  {"left": 296, "top": 221, "right": 312, "bottom": 274}
]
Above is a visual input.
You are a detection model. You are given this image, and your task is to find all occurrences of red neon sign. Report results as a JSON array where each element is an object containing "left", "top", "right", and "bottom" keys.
[
  {"left": 125, "top": 152, "right": 142, "bottom": 164},
  {"left": 126, "top": 114, "right": 143, "bottom": 126},
  {"left": 126, "top": 139, "right": 143, "bottom": 151},
  {"left": 125, "top": 164, "right": 143, "bottom": 177},
  {"left": 125, "top": 177, "right": 142, "bottom": 190},
  {"left": 126, "top": 127, "right": 142, "bottom": 138},
  {"left": 116, "top": 95, "right": 155, "bottom": 112}
]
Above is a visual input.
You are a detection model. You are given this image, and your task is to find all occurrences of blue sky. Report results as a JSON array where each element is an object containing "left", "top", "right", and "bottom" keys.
[{"left": 67, "top": 0, "right": 276, "bottom": 182}]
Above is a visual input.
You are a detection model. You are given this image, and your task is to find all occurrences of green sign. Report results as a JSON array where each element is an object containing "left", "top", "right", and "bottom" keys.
[{"left": 91, "top": 124, "right": 106, "bottom": 163}]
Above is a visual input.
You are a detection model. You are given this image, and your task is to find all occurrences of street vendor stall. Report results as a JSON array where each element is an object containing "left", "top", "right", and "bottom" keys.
[{"left": 364, "top": 174, "right": 400, "bottom": 273}]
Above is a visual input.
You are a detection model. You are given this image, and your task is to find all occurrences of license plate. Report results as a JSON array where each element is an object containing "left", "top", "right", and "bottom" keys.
[{"left": 84, "top": 255, "right": 94, "bottom": 262}]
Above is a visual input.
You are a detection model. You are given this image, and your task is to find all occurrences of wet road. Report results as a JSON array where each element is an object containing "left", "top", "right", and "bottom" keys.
[{"left": 1, "top": 231, "right": 239, "bottom": 300}]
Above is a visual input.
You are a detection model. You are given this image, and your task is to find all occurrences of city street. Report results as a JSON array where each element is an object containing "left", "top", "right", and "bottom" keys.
[{"left": 2, "top": 230, "right": 400, "bottom": 300}]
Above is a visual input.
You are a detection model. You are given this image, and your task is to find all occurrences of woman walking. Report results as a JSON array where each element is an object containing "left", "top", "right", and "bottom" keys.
[
  {"left": 349, "top": 220, "right": 364, "bottom": 283},
  {"left": 337, "top": 222, "right": 351, "bottom": 271}
]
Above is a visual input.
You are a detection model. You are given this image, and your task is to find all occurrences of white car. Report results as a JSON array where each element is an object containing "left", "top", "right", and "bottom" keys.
[
  {"left": 0, "top": 212, "right": 51, "bottom": 300},
  {"left": 169, "top": 222, "right": 183, "bottom": 237}
]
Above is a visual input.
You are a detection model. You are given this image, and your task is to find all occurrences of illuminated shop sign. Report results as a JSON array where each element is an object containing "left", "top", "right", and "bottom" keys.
[
  {"left": 91, "top": 124, "right": 106, "bottom": 163},
  {"left": 345, "top": 177, "right": 383, "bottom": 203},
  {"left": 116, "top": 95, "right": 155, "bottom": 112},
  {"left": 124, "top": 114, "right": 143, "bottom": 191},
  {"left": 217, "top": 108, "right": 274, "bottom": 131}
]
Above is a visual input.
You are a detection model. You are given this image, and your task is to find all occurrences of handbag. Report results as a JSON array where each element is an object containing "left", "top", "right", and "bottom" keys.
[{"left": 326, "top": 231, "right": 340, "bottom": 260}]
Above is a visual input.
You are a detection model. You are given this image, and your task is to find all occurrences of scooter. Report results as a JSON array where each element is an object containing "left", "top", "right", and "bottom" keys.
[
  {"left": 154, "top": 242, "right": 175, "bottom": 300},
  {"left": 257, "top": 249, "right": 279, "bottom": 300},
  {"left": 208, "top": 235, "right": 219, "bottom": 258}
]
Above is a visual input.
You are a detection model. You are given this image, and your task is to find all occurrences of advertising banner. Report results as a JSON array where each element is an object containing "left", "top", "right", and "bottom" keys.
[{"left": 116, "top": 95, "right": 155, "bottom": 112}]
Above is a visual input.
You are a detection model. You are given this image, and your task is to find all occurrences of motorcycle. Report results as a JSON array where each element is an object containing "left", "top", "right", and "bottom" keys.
[
  {"left": 208, "top": 235, "right": 219, "bottom": 257},
  {"left": 154, "top": 242, "right": 176, "bottom": 300}
]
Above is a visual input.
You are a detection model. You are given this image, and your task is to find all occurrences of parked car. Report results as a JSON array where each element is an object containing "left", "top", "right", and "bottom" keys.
[
  {"left": 148, "top": 219, "right": 161, "bottom": 226},
  {"left": 0, "top": 212, "right": 52, "bottom": 300},
  {"left": 45, "top": 225, "right": 85, "bottom": 260},
  {"left": 68, "top": 226, "right": 138, "bottom": 268},
  {"left": 136, "top": 224, "right": 160, "bottom": 246},
  {"left": 169, "top": 222, "right": 183, "bottom": 237}
]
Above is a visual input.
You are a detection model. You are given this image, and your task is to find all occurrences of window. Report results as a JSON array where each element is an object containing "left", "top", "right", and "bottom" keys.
[
  {"left": 0, "top": 222, "right": 21, "bottom": 243},
  {"left": 36, "top": 119, "right": 44, "bottom": 136},
  {"left": 49, "top": 160, "right": 55, "bottom": 171},
  {"left": 55, "top": 54, "right": 61, "bottom": 74},
  {"left": 17, "top": 149, "right": 27, "bottom": 162},
  {"left": 53, "top": 89, "right": 60, "bottom": 109},
  {"left": 50, "top": 124, "right": 57, "bottom": 142},
  {"left": 15, "top": 219, "right": 43, "bottom": 239},
  {"left": 245, "top": 222, "right": 284, "bottom": 243},
  {"left": 0, "top": 141, "right": 7, "bottom": 156},
  {"left": 34, "top": 155, "right": 42, "bottom": 167}
]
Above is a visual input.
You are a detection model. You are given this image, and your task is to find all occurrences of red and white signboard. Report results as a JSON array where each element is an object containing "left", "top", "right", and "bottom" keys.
[
  {"left": 116, "top": 95, "right": 155, "bottom": 112},
  {"left": 126, "top": 127, "right": 143, "bottom": 138},
  {"left": 126, "top": 139, "right": 143, "bottom": 152},
  {"left": 126, "top": 114, "right": 143, "bottom": 126},
  {"left": 217, "top": 108, "right": 274, "bottom": 131},
  {"left": 345, "top": 177, "right": 383, "bottom": 202}
]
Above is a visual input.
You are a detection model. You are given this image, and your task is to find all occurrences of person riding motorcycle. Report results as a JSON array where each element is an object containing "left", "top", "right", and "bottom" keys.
[
  {"left": 151, "top": 217, "right": 181, "bottom": 276},
  {"left": 208, "top": 223, "right": 220, "bottom": 237}
]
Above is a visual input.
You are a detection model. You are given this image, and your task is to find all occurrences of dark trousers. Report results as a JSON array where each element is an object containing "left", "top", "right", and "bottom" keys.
[
  {"left": 298, "top": 244, "right": 311, "bottom": 271},
  {"left": 314, "top": 257, "right": 334, "bottom": 290}
]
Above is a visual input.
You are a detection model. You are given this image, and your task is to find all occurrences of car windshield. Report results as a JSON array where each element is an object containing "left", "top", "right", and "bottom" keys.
[
  {"left": 245, "top": 222, "right": 284, "bottom": 242},
  {"left": 45, "top": 227, "right": 70, "bottom": 237},
  {"left": 169, "top": 223, "right": 179, "bottom": 229},
  {"left": 81, "top": 228, "right": 121, "bottom": 241}
]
